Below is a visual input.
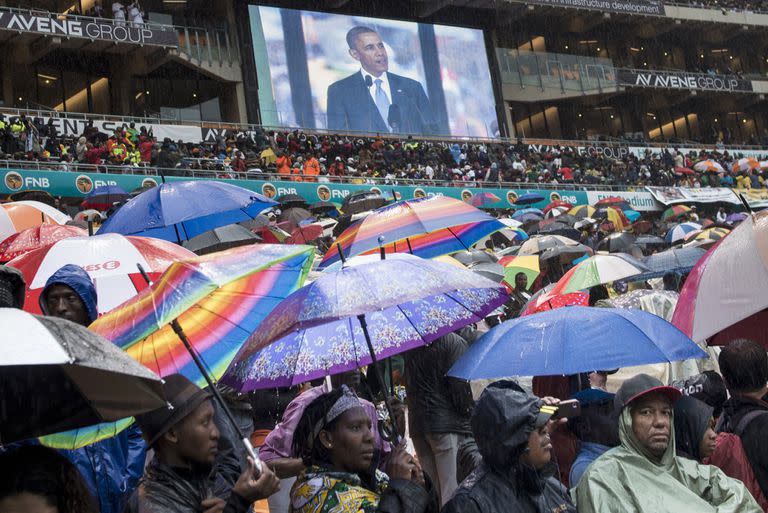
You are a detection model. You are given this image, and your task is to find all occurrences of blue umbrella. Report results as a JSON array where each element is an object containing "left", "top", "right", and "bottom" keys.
[
  {"left": 624, "top": 209, "right": 642, "bottom": 223},
  {"left": 85, "top": 184, "right": 127, "bottom": 198},
  {"left": 629, "top": 247, "right": 706, "bottom": 281},
  {"left": 511, "top": 208, "right": 544, "bottom": 222},
  {"left": 82, "top": 185, "right": 129, "bottom": 210},
  {"left": 514, "top": 193, "right": 545, "bottom": 205},
  {"left": 99, "top": 181, "right": 276, "bottom": 243},
  {"left": 448, "top": 306, "right": 707, "bottom": 380}
]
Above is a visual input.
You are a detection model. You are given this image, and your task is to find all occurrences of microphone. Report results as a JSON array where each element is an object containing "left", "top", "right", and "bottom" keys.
[
  {"left": 388, "top": 104, "right": 401, "bottom": 132},
  {"left": 364, "top": 75, "right": 373, "bottom": 88}
]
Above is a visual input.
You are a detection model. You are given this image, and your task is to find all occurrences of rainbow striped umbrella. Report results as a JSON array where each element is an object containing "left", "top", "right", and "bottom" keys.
[
  {"left": 470, "top": 192, "right": 501, "bottom": 208},
  {"left": 662, "top": 205, "right": 691, "bottom": 221},
  {"left": 90, "top": 243, "right": 314, "bottom": 387},
  {"left": 319, "top": 196, "right": 503, "bottom": 269}
]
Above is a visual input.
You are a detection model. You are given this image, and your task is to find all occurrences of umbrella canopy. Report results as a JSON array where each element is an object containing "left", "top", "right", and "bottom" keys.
[
  {"left": 224, "top": 255, "right": 507, "bottom": 391},
  {"left": 98, "top": 181, "right": 277, "bottom": 243},
  {"left": 0, "top": 224, "right": 87, "bottom": 262},
  {"left": 537, "top": 222, "right": 580, "bottom": 241},
  {"left": 309, "top": 201, "right": 339, "bottom": 216},
  {"left": 498, "top": 255, "right": 539, "bottom": 290},
  {"left": 9, "top": 233, "right": 195, "bottom": 315},
  {"left": 635, "top": 234, "right": 667, "bottom": 248},
  {"left": 448, "top": 307, "right": 707, "bottom": 380},
  {"left": 690, "top": 226, "right": 731, "bottom": 243},
  {"left": 90, "top": 244, "right": 315, "bottom": 387},
  {"left": 594, "top": 197, "right": 627, "bottom": 207},
  {"left": 674, "top": 167, "right": 695, "bottom": 176},
  {"left": 278, "top": 207, "right": 313, "bottom": 231},
  {"left": 518, "top": 234, "right": 582, "bottom": 255},
  {"left": 568, "top": 205, "right": 596, "bottom": 219},
  {"left": 520, "top": 289, "right": 589, "bottom": 316},
  {"left": 9, "top": 190, "right": 55, "bottom": 206},
  {"left": 319, "top": 196, "right": 502, "bottom": 269},
  {"left": 666, "top": 222, "right": 702, "bottom": 244},
  {"left": 597, "top": 232, "right": 637, "bottom": 253},
  {"left": 543, "top": 201, "right": 573, "bottom": 214},
  {"left": 0, "top": 309, "right": 165, "bottom": 443},
  {"left": 709, "top": 309, "right": 768, "bottom": 349},
  {"left": 0, "top": 201, "right": 71, "bottom": 243},
  {"left": 474, "top": 227, "right": 528, "bottom": 249},
  {"left": 452, "top": 249, "right": 499, "bottom": 266},
  {"left": 82, "top": 185, "right": 129, "bottom": 211},
  {"left": 725, "top": 212, "right": 748, "bottom": 225},
  {"left": 693, "top": 160, "right": 725, "bottom": 173},
  {"left": 288, "top": 224, "right": 324, "bottom": 244},
  {"left": 276, "top": 193, "right": 308, "bottom": 208},
  {"left": 182, "top": 224, "right": 261, "bottom": 255},
  {"left": 605, "top": 289, "right": 679, "bottom": 321},
  {"left": 511, "top": 208, "right": 544, "bottom": 222},
  {"left": 662, "top": 205, "right": 691, "bottom": 222},
  {"left": 238, "top": 214, "right": 271, "bottom": 232},
  {"left": 341, "top": 191, "right": 387, "bottom": 215},
  {"left": 499, "top": 218, "right": 523, "bottom": 229},
  {"left": 672, "top": 211, "right": 768, "bottom": 344},
  {"left": 552, "top": 253, "right": 650, "bottom": 294},
  {"left": 514, "top": 193, "right": 545, "bottom": 205},
  {"left": 469, "top": 192, "right": 501, "bottom": 208},
  {"left": 74, "top": 210, "right": 104, "bottom": 224},
  {"left": 468, "top": 262, "right": 505, "bottom": 283},
  {"left": 544, "top": 206, "right": 570, "bottom": 219},
  {"left": 539, "top": 243, "right": 593, "bottom": 264},
  {"left": 733, "top": 157, "right": 760, "bottom": 173},
  {"left": 594, "top": 206, "right": 629, "bottom": 231},
  {"left": 632, "top": 247, "right": 707, "bottom": 281}
]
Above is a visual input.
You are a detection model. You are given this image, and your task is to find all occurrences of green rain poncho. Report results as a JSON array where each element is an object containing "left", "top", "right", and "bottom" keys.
[{"left": 573, "top": 407, "right": 761, "bottom": 512}]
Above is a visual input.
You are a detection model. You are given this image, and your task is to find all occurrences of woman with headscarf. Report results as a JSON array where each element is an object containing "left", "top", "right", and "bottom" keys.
[{"left": 290, "top": 386, "right": 437, "bottom": 513}]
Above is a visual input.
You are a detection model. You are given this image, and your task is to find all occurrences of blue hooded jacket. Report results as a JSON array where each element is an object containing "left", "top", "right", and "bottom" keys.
[
  {"left": 39, "top": 265, "right": 146, "bottom": 513},
  {"left": 39, "top": 264, "right": 99, "bottom": 323}
]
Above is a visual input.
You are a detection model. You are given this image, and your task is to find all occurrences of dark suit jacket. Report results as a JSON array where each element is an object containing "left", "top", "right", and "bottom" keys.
[{"left": 326, "top": 71, "right": 435, "bottom": 134}]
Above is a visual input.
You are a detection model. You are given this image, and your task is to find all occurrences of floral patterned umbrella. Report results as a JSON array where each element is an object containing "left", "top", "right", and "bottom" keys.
[{"left": 224, "top": 254, "right": 508, "bottom": 392}]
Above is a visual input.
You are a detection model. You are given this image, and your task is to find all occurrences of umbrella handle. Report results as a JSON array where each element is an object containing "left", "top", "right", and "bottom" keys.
[{"left": 357, "top": 314, "right": 401, "bottom": 444}]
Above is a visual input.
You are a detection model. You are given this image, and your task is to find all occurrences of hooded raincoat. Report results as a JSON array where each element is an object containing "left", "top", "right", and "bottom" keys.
[{"left": 574, "top": 407, "right": 761, "bottom": 513}]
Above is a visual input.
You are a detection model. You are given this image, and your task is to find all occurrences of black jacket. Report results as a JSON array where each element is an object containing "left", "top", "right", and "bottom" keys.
[
  {"left": 717, "top": 394, "right": 768, "bottom": 498},
  {"left": 404, "top": 333, "right": 473, "bottom": 435},
  {"left": 124, "top": 459, "right": 248, "bottom": 513}
]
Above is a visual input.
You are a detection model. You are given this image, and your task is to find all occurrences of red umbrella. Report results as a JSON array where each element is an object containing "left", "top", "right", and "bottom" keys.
[
  {"left": 520, "top": 290, "right": 589, "bottom": 316},
  {"left": 543, "top": 201, "right": 574, "bottom": 214},
  {"left": 709, "top": 309, "right": 768, "bottom": 349},
  {"left": 288, "top": 224, "right": 324, "bottom": 244},
  {"left": 675, "top": 166, "right": 695, "bottom": 175},
  {"left": 0, "top": 225, "right": 86, "bottom": 263},
  {"left": 594, "top": 197, "right": 626, "bottom": 207}
]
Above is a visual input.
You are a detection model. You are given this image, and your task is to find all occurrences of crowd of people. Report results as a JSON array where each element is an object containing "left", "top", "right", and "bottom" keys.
[{"left": 2, "top": 113, "right": 768, "bottom": 191}]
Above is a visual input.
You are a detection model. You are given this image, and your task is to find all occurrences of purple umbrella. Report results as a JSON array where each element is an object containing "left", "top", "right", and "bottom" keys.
[
  {"left": 224, "top": 254, "right": 507, "bottom": 392},
  {"left": 726, "top": 212, "right": 748, "bottom": 225}
]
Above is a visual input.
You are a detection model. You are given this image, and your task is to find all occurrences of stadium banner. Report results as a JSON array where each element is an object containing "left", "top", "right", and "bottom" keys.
[
  {"left": 0, "top": 10, "right": 179, "bottom": 47},
  {"left": 247, "top": 6, "right": 499, "bottom": 137},
  {"left": 734, "top": 189, "right": 768, "bottom": 209},
  {"left": 23, "top": 115, "right": 202, "bottom": 143},
  {"left": 512, "top": 0, "right": 665, "bottom": 16},
  {"left": 616, "top": 69, "right": 753, "bottom": 93},
  {"left": 646, "top": 186, "right": 740, "bottom": 205},
  {"left": 586, "top": 190, "right": 661, "bottom": 211},
  {"left": 0, "top": 169, "right": 589, "bottom": 207}
]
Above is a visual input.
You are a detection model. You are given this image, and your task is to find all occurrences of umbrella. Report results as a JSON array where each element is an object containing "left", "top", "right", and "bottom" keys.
[
  {"left": 539, "top": 244, "right": 593, "bottom": 264},
  {"left": 276, "top": 193, "right": 308, "bottom": 208},
  {"left": 278, "top": 207, "right": 313, "bottom": 231},
  {"left": 631, "top": 247, "right": 707, "bottom": 281},
  {"left": 674, "top": 167, "right": 695, "bottom": 176},
  {"left": 499, "top": 218, "right": 523, "bottom": 229},
  {"left": 474, "top": 227, "right": 528, "bottom": 249},
  {"left": 672, "top": 211, "right": 768, "bottom": 343},
  {"left": 8, "top": 190, "right": 55, "bottom": 206},
  {"left": 0, "top": 309, "right": 165, "bottom": 443},
  {"left": 498, "top": 255, "right": 539, "bottom": 290},
  {"left": 182, "top": 224, "right": 261, "bottom": 255},
  {"left": 452, "top": 249, "right": 498, "bottom": 266},
  {"left": 605, "top": 289, "right": 679, "bottom": 322},
  {"left": 342, "top": 191, "right": 387, "bottom": 215},
  {"left": 537, "top": 222, "right": 580, "bottom": 241},
  {"left": 518, "top": 235, "right": 582, "bottom": 255},
  {"left": 511, "top": 208, "right": 544, "bottom": 222},
  {"left": 666, "top": 222, "right": 702, "bottom": 244},
  {"left": 514, "top": 193, "right": 545, "bottom": 205},
  {"left": 594, "top": 197, "right": 628, "bottom": 207},
  {"left": 709, "top": 309, "right": 768, "bottom": 349},
  {"left": 732, "top": 157, "right": 760, "bottom": 173},
  {"left": 574, "top": 217, "right": 598, "bottom": 230},
  {"left": 74, "top": 210, "right": 104, "bottom": 224},
  {"left": 81, "top": 185, "right": 129, "bottom": 211},
  {"left": 662, "top": 205, "right": 691, "bottom": 222},
  {"left": 725, "top": 212, "right": 748, "bottom": 225},
  {"left": 539, "top": 215, "right": 579, "bottom": 228},
  {"left": 448, "top": 307, "right": 707, "bottom": 380},
  {"left": 288, "top": 223, "right": 324, "bottom": 244},
  {"left": 0, "top": 224, "right": 87, "bottom": 262},
  {"left": 520, "top": 289, "right": 589, "bottom": 316},
  {"left": 544, "top": 206, "right": 570, "bottom": 219},
  {"left": 551, "top": 253, "right": 650, "bottom": 294},
  {"left": 91, "top": 244, "right": 314, "bottom": 470},
  {"left": 693, "top": 160, "right": 725, "bottom": 173},
  {"left": 309, "top": 201, "right": 339, "bottom": 216},
  {"left": 319, "top": 196, "right": 503, "bottom": 269},
  {"left": 623, "top": 209, "right": 642, "bottom": 223},
  {"left": 238, "top": 214, "right": 271, "bottom": 232},
  {"left": 543, "top": 201, "right": 573, "bottom": 214},
  {"left": 98, "top": 181, "right": 277, "bottom": 243},
  {"left": 468, "top": 262, "right": 505, "bottom": 283},
  {"left": 224, "top": 254, "right": 507, "bottom": 393},
  {"left": 594, "top": 206, "right": 629, "bottom": 231},
  {"left": 597, "top": 232, "right": 637, "bottom": 253},
  {"left": 9, "top": 233, "right": 195, "bottom": 315},
  {"left": 255, "top": 225, "right": 291, "bottom": 244},
  {"left": 631, "top": 220, "right": 654, "bottom": 234},
  {"left": 0, "top": 201, "right": 71, "bottom": 243},
  {"left": 469, "top": 192, "right": 501, "bottom": 208},
  {"left": 635, "top": 234, "right": 667, "bottom": 248},
  {"left": 568, "top": 205, "right": 596, "bottom": 219},
  {"left": 690, "top": 226, "right": 731, "bottom": 243}
]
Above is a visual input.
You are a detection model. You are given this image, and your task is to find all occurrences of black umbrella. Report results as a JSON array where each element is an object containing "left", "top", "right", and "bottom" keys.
[
  {"left": 8, "top": 190, "right": 56, "bottom": 206},
  {"left": 540, "top": 243, "right": 593, "bottom": 263},
  {"left": 278, "top": 207, "right": 313, "bottom": 230},
  {"left": 342, "top": 191, "right": 387, "bottom": 215},
  {"left": 182, "top": 224, "right": 262, "bottom": 255},
  {"left": 468, "top": 262, "right": 505, "bottom": 283},
  {"left": 538, "top": 222, "right": 581, "bottom": 241},
  {"left": 631, "top": 247, "right": 707, "bottom": 281},
  {"left": 310, "top": 201, "right": 339, "bottom": 216},
  {"left": 0, "top": 310, "right": 166, "bottom": 444},
  {"left": 452, "top": 249, "right": 499, "bottom": 266},
  {"left": 238, "top": 214, "right": 271, "bottom": 232},
  {"left": 597, "top": 232, "right": 638, "bottom": 253},
  {"left": 277, "top": 193, "right": 308, "bottom": 208}
]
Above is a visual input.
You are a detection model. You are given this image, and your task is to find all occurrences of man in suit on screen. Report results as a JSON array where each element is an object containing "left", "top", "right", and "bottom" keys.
[{"left": 326, "top": 26, "right": 436, "bottom": 134}]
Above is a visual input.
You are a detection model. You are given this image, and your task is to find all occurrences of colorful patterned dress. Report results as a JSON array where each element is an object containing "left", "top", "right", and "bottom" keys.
[{"left": 290, "top": 466, "right": 390, "bottom": 513}]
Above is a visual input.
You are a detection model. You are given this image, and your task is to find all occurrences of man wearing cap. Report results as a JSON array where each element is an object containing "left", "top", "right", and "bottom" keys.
[
  {"left": 574, "top": 374, "right": 761, "bottom": 512},
  {"left": 129, "top": 374, "right": 280, "bottom": 513},
  {"left": 443, "top": 380, "right": 575, "bottom": 513}
]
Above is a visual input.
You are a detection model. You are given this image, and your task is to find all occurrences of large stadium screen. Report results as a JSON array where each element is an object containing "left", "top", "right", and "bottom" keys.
[{"left": 249, "top": 6, "right": 499, "bottom": 138}]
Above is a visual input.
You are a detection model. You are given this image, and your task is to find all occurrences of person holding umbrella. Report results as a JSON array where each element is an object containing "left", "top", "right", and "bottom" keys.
[
  {"left": 289, "top": 386, "right": 437, "bottom": 513},
  {"left": 39, "top": 264, "right": 146, "bottom": 513},
  {"left": 574, "top": 374, "right": 761, "bottom": 512},
  {"left": 128, "top": 374, "right": 280, "bottom": 513}
]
